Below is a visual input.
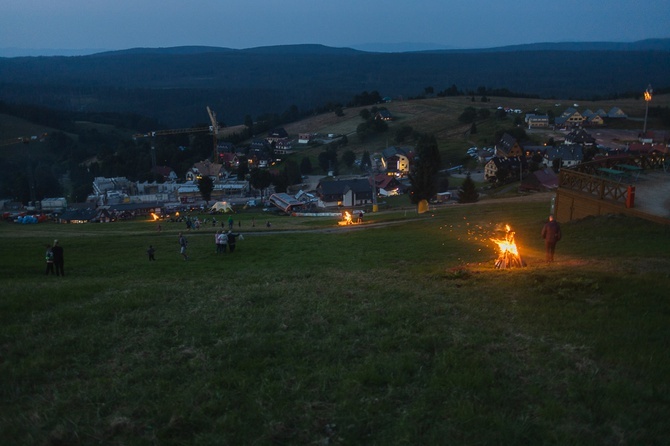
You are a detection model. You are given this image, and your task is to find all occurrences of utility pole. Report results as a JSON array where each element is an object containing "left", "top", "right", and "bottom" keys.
[{"left": 369, "top": 155, "right": 379, "bottom": 213}]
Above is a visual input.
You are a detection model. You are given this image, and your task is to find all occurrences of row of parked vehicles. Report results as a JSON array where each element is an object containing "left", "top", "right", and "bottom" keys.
[{"left": 466, "top": 147, "right": 495, "bottom": 159}]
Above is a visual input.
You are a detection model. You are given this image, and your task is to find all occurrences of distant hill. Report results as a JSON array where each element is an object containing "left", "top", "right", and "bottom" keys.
[
  {"left": 0, "top": 40, "right": 668, "bottom": 128},
  {"left": 95, "top": 44, "right": 362, "bottom": 57},
  {"left": 350, "top": 42, "right": 456, "bottom": 52},
  {"left": 352, "top": 38, "right": 670, "bottom": 53},
  {"left": 435, "top": 38, "right": 670, "bottom": 53}
]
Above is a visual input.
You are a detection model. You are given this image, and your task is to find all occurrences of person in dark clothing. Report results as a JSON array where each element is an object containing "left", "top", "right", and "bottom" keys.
[
  {"left": 541, "top": 215, "right": 562, "bottom": 262},
  {"left": 45, "top": 244, "right": 55, "bottom": 275},
  {"left": 227, "top": 230, "right": 241, "bottom": 253},
  {"left": 52, "top": 240, "right": 65, "bottom": 276},
  {"left": 147, "top": 245, "right": 156, "bottom": 261}
]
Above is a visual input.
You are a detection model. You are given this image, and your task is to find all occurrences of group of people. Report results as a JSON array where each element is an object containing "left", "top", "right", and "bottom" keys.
[
  {"left": 171, "top": 229, "right": 242, "bottom": 261},
  {"left": 215, "top": 229, "right": 242, "bottom": 254},
  {"left": 45, "top": 240, "right": 65, "bottom": 276},
  {"left": 44, "top": 216, "right": 562, "bottom": 272}
]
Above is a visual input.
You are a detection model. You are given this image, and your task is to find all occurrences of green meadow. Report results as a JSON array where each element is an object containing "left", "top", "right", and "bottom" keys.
[{"left": 1, "top": 199, "right": 669, "bottom": 445}]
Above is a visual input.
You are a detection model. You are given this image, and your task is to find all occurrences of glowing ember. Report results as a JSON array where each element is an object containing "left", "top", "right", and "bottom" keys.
[{"left": 490, "top": 224, "right": 526, "bottom": 268}]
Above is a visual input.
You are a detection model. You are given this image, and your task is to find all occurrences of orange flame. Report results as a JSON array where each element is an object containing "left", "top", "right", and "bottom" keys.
[
  {"left": 644, "top": 90, "right": 652, "bottom": 102},
  {"left": 151, "top": 212, "right": 160, "bottom": 221},
  {"left": 343, "top": 211, "right": 352, "bottom": 224},
  {"left": 490, "top": 224, "right": 525, "bottom": 268}
]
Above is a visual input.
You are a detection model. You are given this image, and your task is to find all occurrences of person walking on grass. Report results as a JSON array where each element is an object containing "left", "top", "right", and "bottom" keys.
[
  {"left": 541, "top": 215, "right": 562, "bottom": 263},
  {"left": 147, "top": 245, "right": 156, "bottom": 261},
  {"left": 45, "top": 244, "right": 55, "bottom": 275},
  {"left": 178, "top": 232, "right": 188, "bottom": 260},
  {"left": 52, "top": 240, "right": 65, "bottom": 276}
]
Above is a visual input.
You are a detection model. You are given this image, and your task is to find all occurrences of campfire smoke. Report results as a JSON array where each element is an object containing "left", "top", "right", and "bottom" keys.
[{"left": 490, "top": 224, "right": 526, "bottom": 269}]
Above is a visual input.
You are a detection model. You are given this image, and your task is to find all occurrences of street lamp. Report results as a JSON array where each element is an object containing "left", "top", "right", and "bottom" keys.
[{"left": 643, "top": 84, "right": 653, "bottom": 136}]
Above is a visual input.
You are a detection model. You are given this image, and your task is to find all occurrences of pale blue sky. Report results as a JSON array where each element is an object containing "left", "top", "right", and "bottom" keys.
[{"left": 1, "top": 0, "right": 669, "bottom": 55}]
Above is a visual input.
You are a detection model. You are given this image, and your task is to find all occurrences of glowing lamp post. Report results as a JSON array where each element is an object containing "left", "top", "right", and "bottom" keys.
[{"left": 643, "top": 84, "right": 653, "bottom": 135}]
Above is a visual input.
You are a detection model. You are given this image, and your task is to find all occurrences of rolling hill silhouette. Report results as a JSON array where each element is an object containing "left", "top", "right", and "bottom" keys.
[{"left": 0, "top": 40, "right": 668, "bottom": 127}]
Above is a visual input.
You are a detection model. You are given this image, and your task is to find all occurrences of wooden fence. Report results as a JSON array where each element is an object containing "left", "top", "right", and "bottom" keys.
[{"left": 555, "top": 154, "right": 670, "bottom": 225}]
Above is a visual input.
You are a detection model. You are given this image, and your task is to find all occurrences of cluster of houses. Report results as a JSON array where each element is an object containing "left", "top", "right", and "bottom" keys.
[
  {"left": 525, "top": 106, "right": 628, "bottom": 129},
  {"left": 21, "top": 136, "right": 415, "bottom": 221},
  {"left": 483, "top": 129, "right": 596, "bottom": 184},
  {"left": 483, "top": 126, "right": 669, "bottom": 191}
]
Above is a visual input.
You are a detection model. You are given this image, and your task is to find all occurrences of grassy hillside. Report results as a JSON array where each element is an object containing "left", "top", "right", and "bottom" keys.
[{"left": 1, "top": 199, "right": 669, "bottom": 445}]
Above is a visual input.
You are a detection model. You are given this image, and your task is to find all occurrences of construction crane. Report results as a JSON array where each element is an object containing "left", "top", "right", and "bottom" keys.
[
  {"left": 206, "top": 105, "right": 220, "bottom": 161},
  {"left": 133, "top": 107, "right": 222, "bottom": 173},
  {"left": 0, "top": 133, "right": 48, "bottom": 148}
]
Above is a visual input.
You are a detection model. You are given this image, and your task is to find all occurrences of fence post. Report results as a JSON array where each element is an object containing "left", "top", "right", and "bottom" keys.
[{"left": 626, "top": 185, "right": 636, "bottom": 208}]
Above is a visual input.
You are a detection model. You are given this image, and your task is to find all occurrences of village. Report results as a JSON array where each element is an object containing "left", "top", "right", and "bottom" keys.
[{"left": 5, "top": 103, "right": 669, "bottom": 224}]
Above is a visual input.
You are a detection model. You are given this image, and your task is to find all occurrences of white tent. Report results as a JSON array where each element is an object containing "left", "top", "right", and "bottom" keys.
[{"left": 210, "top": 201, "right": 233, "bottom": 213}]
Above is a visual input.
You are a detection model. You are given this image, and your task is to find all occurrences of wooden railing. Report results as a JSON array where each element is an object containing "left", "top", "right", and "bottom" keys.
[
  {"left": 556, "top": 153, "right": 670, "bottom": 225},
  {"left": 558, "top": 169, "right": 629, "bottom": 204},
  {"left": 572, "top": 153, "right": 666, "bottom": 175}
]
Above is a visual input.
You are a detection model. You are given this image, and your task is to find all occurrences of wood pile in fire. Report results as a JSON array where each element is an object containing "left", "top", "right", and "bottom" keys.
[{"left": 491, "top": 225, "right": 526, "bottom": 269}]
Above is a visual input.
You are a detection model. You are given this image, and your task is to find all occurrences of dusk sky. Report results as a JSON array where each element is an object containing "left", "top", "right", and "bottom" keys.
[{"left": 2, "top": 0, "right": 670, "bottom": 56}]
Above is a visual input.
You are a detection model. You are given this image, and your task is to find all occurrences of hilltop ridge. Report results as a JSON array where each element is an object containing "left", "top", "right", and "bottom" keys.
[{"left": 0, "top": 40, "right": 668, "bottom": 128}]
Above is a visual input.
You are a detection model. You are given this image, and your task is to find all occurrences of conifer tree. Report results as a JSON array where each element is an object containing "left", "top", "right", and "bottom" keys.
[
  {"left": 408, "top": 134, "right": 441, "bottom": 204},
  {"left": 458, "top": 173, "right": 479, "bottom": 203},
  {"left": 197, "top": 175, "right": 214, "bottom": 205}
]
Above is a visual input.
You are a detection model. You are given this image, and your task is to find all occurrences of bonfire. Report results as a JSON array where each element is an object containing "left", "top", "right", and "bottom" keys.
[
  {"left": 490, "top": 224, "right": 526, "bottom": 268},
  {"left": 338, "top": 211, "right": 353, "bottom": 226}
]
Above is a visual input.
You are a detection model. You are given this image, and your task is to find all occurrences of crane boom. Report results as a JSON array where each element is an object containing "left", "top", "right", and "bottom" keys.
[
  {"left": 132, "top": 126, "right": 211, "bottom": 139},
  {"left": 206, "top": 106, "right": 219, "bottom": 136},
  {"left": 132, "top": 107, "right": 222, "bottom": 172}
]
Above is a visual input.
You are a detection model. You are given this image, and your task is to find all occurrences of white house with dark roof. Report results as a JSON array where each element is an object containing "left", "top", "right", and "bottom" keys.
[
  {"left": 544, "top": 144, "right": 584, "bottom": 169},
  {"left": 565, "top": 129, "right": 596, "bottom": 147},
  {"left": 525, "top": 113, "right": 550, "bottom": 129},
  {"left": 316, "top": 178, "right": 373, "bottom": 207},
  {"left": 186, "top": 159, "right": 225, "bottom": 182}
]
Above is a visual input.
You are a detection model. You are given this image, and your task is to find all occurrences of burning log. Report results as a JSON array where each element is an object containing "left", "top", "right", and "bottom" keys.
[
  {"left": 490, "top": 224, "right": 526, "bottom": 269},
  {"left": 337, "top": 211, "right": 354, "bottom": 226}
]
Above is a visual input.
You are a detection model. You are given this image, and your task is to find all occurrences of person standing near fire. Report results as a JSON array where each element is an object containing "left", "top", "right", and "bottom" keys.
[{"left": 541, "top": 215, "right": 561, "bottom": 262}]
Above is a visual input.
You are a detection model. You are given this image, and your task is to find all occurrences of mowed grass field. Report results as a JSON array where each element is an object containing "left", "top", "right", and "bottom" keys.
[{"left": 1, "top": 199, "right": 670, "bottom": 445}]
